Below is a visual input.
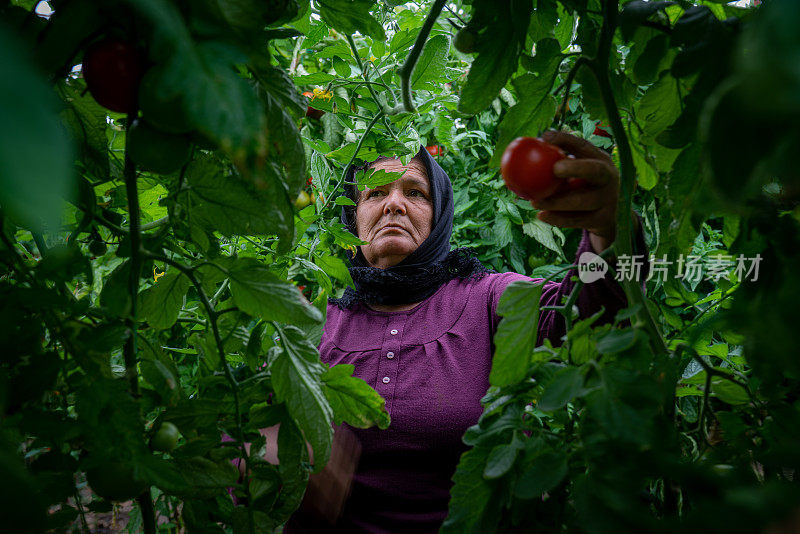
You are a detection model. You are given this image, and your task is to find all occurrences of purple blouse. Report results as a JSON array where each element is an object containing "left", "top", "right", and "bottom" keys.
[{"left": 287, "top": 230, "right": 644, "bottom": 533}]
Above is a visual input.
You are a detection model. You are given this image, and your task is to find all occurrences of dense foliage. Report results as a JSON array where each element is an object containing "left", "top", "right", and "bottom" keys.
[{"left": 0, "top": 0, "right": 798, "bottom": 533}]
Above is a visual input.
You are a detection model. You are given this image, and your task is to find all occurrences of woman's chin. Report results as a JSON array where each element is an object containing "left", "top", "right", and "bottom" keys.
[{"left": 363, "top": 237, "right": 418, "bottom": 268}]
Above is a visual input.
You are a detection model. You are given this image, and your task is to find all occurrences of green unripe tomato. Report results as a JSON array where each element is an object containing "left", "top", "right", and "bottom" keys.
[
  {"left": 127, "top": 119, "right": 192, "bottom": 175},
  {"left": 88, "top": 239, "right": 107, "bottom": 257},
  {"left": 454, "top": 28, "right": 477, "bottom": 54},
  {"left": 150, "top": 422, "right": 180, "bottom": 452},
  {"left": 294, "top": 190, "right": 312, "bottom": 210}
]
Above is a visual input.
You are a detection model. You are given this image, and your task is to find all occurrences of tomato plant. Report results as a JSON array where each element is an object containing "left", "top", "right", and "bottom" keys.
[
  {"left": 1, "top": 0, "right": 799, "bottom": 533},
  {"left": 500, "top": 137, "right": 566, "bottom": 201}
]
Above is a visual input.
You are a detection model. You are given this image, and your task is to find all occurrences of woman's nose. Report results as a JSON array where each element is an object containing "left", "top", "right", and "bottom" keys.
[{"left": 383, "top": 189, "right": 407, "bottom": 214}]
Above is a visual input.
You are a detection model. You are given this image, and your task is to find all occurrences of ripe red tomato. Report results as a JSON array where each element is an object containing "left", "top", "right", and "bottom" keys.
[
  {"left": 82, "top": 38, "right": 144, "bottom": 113},
  {"left": 302, "top": 91, "right": 324, "bottom": 120},
  {"left": 500, "top": 137, "right": 567, "bottom": 201},
  {"left": 426, "top": 145, "right": 441, "bottom": 157}
]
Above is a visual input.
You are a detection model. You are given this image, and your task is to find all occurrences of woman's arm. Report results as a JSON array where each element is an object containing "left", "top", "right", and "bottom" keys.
[{"left": 234, "top": 424, "right": 361, "bottom": 525}]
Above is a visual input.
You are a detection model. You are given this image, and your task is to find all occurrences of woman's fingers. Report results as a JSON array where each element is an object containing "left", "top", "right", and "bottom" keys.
[
  {"left": 541, "top": 129, "right": 612, "bottom": 162},
  {"left": 552, "top": 158, "right": 616, "bottom": 185}
]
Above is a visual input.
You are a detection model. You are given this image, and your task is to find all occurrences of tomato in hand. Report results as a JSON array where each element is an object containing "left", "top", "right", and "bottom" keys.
[
  {"left": 500, "top": 137, "right": 567, "bottom": 201},
  {"left": 303, "top": 91, "right": 325, "bottom": 120},
  {"left": 82, "top": 38, "right": 144, "bottom": 113}
]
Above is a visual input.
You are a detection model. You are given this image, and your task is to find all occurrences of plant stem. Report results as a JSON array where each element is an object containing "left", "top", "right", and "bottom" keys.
[
  {"left": 319, "top": 110, "right": 385, "bottom": 213},
  {"left": 144, "top": 251, "right": 255, "bottom": 529},
  {"left": 346, "top": 34, "right": 388, "bottom": 113},
  {"left": 589, "top": 0, "right": 667, "bottom": 357},
  {"left": 397, "top": 0, "right": 448, "bottom": 112},
  {"left": 123, "top": 132, "right": 157, "bottom": 534}
]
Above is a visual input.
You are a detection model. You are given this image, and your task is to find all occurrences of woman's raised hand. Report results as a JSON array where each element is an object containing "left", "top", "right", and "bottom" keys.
[{"left": 531, "top": 130, "right": 621, "bottom": 253}]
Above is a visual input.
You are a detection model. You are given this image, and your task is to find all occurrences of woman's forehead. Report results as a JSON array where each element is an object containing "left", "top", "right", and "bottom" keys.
[{"left": 370, "top": 156, "right": 428, "bottom": 178}]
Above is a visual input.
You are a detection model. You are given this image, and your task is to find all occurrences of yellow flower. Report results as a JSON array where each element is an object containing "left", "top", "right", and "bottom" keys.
[
  {"left": 312, "top": 87, "right": 333, "bottom": 101},
  {"left": 154, "top": 266, "right": 165, "bottom": 282},
  {"left": 369, "top": 55, "right": 377, "bottom": 62}
]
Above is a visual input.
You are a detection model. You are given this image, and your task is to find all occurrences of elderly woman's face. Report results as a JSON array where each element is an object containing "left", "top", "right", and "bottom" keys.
[{"left": 355, "top": 157, "right": 433, "bottom": 269}]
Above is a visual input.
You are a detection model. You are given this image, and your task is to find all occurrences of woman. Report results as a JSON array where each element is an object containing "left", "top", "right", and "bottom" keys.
[{"left": 286, "top": 131, "right": 647, "bottom": 533}]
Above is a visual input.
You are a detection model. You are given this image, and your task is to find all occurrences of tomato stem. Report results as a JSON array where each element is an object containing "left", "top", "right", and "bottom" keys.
[
  {"left": 123, "top": 118, "right": 158, "bottom": 534},
  {"left": 397, "top": 0, "right": 448, "bottom": 113},
  {"left": 589, "top": 0, "right": 667, "bottom": 357}
]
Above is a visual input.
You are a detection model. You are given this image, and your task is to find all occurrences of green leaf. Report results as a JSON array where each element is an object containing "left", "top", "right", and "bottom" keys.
[
  {"left": 99, "top": 262, "right": 132, "bottom": 319},
  {"left": 490, "top": 72, "right": 558, "bottom": 168},
  {"left": 636, "top": 73, "right": 682, "bottom": 142},
  {"left": 711, "top": 377, "right": 749, "bottom": 405},
  {"left": 595, "top": 328, "right": 638, "bottom": 355},
  {"left": 483, "top": 442, "right": 520, "bottom": 480},
  {"left": 522, "top": 218, "right": 566, "bottom": 261},
  {"left": 411, "top": 34, "right": 449, "bottom": 90},
  {"left": 314, "top": 254, "right": 354, "bottom": 287},
  {"left": 491, "top": 281, "right": 543, "bottom": 387},
  {"left": 140, "top": 271, "right": 190, "bottom": 329},
  {"left": 321, "top": 364, "right": 390, "bottom": 429},
  {"left": 513, "top": 449, "right": 567, "bottom": 499},
  {"left": 324, "top": 220, "right": 369, "bottom": 247},
  {"left": 538, "top": 366, "right": 584, "bottom": 412},
  {"left": 180, "top": 155, "right": 293, "bottom": 242},
  {"left": 227, "top": 258, "right": 323, "bottom": 325},
  {"left": 619, "top": 1, "right": 676, "bottom": 42},
  {"left": 272, "top": 325, "right": 333, "bottom": 472},
  {"left": 356, "top": 168, "right": 404, "bottom": 190},
  {"left": 59, "top": 79, "right": 110, "bottom": 182},
  {"left": 458, "top": 0, "right": 532, "bottom": 115},
  {"left": 318, "top": 0, "right": 385, "bottom": 41},
  {"left": 441, "top": 447, "right": 497, "bottom": 534},
  {"left": 0, "top": 24, "right": 75, "bottom": 231},
  {"left": 334, "top": 196, "right": 356, "bottom": 206}
]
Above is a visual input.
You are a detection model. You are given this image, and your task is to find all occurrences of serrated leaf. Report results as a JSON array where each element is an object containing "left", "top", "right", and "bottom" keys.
[
  {"left": 490, "top": 73, "right": 558, "bottom": 168},
  {"left": 321, "top": 364, "right": 390, "bottom": 429},
  {"left": 272, "top": 325, "right": 333, "bottom": 472},
  {"left": 140, "top": 271, "right": 190, "bottom": 329},
  {"left": 538, "top": 366, "right": 584, "bottom": 411},
  {"left": 318, "top": 0, "right": 385, "bottom": 41},
  {"left": 314, "top": 254, "right": 354, "bottom": 287},
  {"left": 522, "top": 218, "right": 566, "bottom": 260},
  {"left": 181, "top": 155, "right": 293, "bottom": 242},
  {"left": 441, "top": 446, "right": 497, "bottom": 534},
  {"left": 483, "top": 442, "right": 519, "bottom": 480},
  {"left": 491, "top": 281, "right": 543, "bottom": 387},
  {"left": 227, "top": 258, "right": 323, "bottom": 325},
  {"left": 458, "top": 1, "right": 532, "bottom": 115},
  {"left": 514, "top": 449, "right": 567, "bottom": 499},
  {"left": 356, "top": 168, "right": 404, "bottom": 190},
  {"left": 411, "top": 34, "right": 449, "bottom": 90}
]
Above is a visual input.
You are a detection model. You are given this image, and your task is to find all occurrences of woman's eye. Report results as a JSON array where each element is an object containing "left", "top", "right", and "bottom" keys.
[
  {"left": 408, "top": 190, "right": 423, "bottom": 197},
  {"left": 367, "top": 190, "right": 382, "bottom": 198}
]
